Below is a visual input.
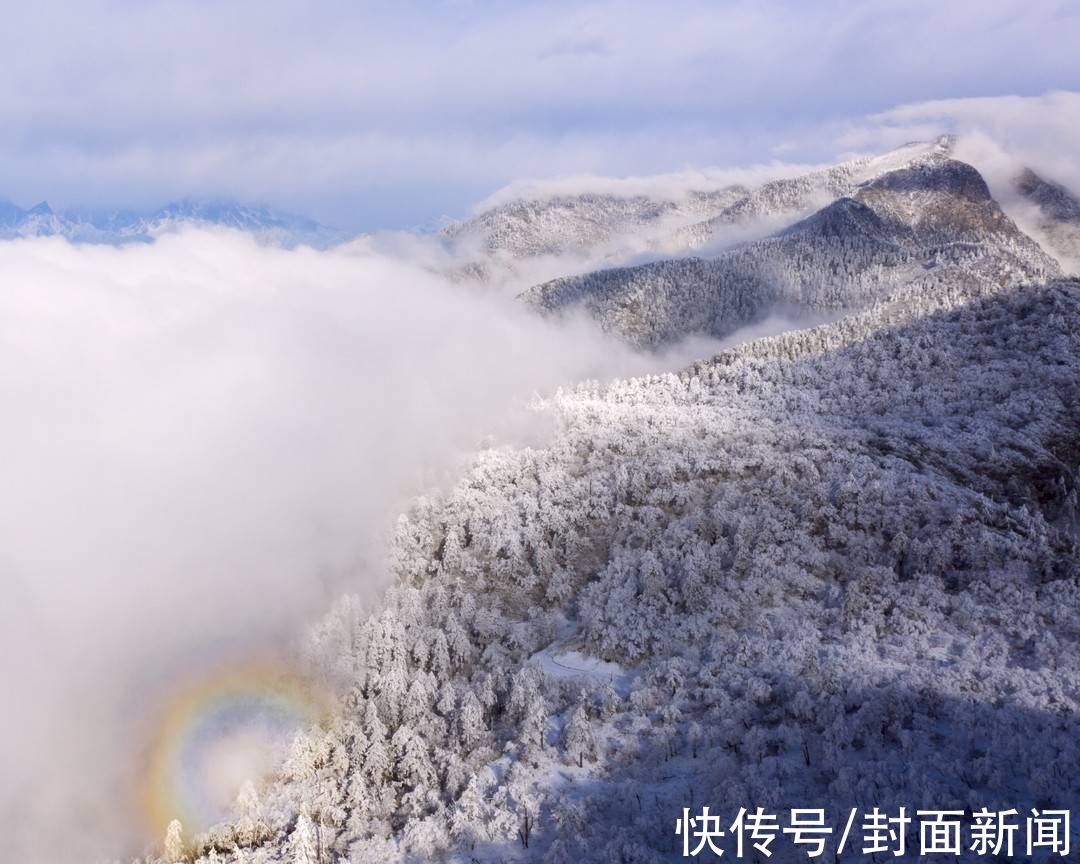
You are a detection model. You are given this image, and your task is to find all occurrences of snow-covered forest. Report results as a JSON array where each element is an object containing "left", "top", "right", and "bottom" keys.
[{"left": 109, "top": 138, "right": 1080, "bottom": 864}]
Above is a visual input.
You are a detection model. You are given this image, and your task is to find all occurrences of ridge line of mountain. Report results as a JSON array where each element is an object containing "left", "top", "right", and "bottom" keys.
[
  {"left": 517, "top": 154, "right": 1065, "bottom": 348},
  {"left": 0, "top": 196, "right": 345, "bottom": 248}
]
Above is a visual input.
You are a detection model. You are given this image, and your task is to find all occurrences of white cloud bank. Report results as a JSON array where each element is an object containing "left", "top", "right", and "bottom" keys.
[{"left": 0, "top": 230, "right": 724, "bottom": 862}]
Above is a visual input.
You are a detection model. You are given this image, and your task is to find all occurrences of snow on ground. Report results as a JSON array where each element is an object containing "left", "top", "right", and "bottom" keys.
[{"left": 530, "top": 635, "right": 634, "bottom": 697}]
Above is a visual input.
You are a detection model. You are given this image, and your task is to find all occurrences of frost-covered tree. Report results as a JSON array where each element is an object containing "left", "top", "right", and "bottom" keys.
[
  {"left": 291, "top": 810, "right": 319, "bottom": 864},
  {"left": 458, "top": 689, "right": 485, "bottom": 750},
  {"left": 563, "top": 703, "right": 594, "bottom": 767},
  {"left": 164, "top": 819, "right": 185, "bottom": 864}
]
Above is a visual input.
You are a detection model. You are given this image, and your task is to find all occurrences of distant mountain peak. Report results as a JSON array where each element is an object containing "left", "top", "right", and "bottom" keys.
[{"left": 0, "top": 196, "right": 344, "bottom": 247}]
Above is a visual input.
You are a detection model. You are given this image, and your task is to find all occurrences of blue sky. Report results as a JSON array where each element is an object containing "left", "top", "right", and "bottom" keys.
[{"left": 1, "top": 0, "right": 1078, "bottom": 230}]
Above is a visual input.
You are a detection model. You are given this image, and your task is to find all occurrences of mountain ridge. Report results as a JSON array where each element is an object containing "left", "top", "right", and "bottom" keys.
[
  {"left": 520, "top": 154, "right": 1060, "bottom": 347},
  {"left": 0, "top": 197, "right": 345, "bottom": 248},
  {"left": 438, "top": 136, "right": 959, "bottom": 284}
]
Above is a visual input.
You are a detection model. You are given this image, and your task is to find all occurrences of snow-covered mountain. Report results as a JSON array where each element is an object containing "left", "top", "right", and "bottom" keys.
[
  {"left": 0, "top": 198, "right": 344, "bottom": 247},
  {"left": 521, "top": 154, "right": 1060, "bottom": 347},
  {"left": 440, "top": 186, "right": 747, "bottom": 261},
  {"left": 185, "top": 273, "right": 1080, "bottom": 864},
  {"left": 125, "top": 137, "right": 1080, "bottom": 864},
  {"left": 438, "top": 137, "right": 958, "bottom": 285},
  {"left": 669, "top": 136, "right": 958, "bottom": 250}
]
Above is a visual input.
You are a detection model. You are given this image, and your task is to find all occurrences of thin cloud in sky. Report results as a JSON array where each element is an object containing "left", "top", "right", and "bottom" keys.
[{"left": 0, "top": 0, "right": 1077, "bottom": 228}]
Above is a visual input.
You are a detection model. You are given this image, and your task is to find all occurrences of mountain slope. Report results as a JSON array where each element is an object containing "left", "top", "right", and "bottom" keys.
[
  {"left": 1014, "top": 167, "right": 1080, "bottom": 272},
  {"left": 119, "top": 140, "right": 1080, "bottom": 864},
  {"left": 188, "top": 274, "right": 1080, "bottom": 863},
  {"left": 522, "top": 156, "right": 1060, "bottom": 347},
  {"left": 437, "top": 187, "right": 750, "bottom": 286},
  {"left": 440, "top": 189, "right": 743, "bottom": 260}
]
